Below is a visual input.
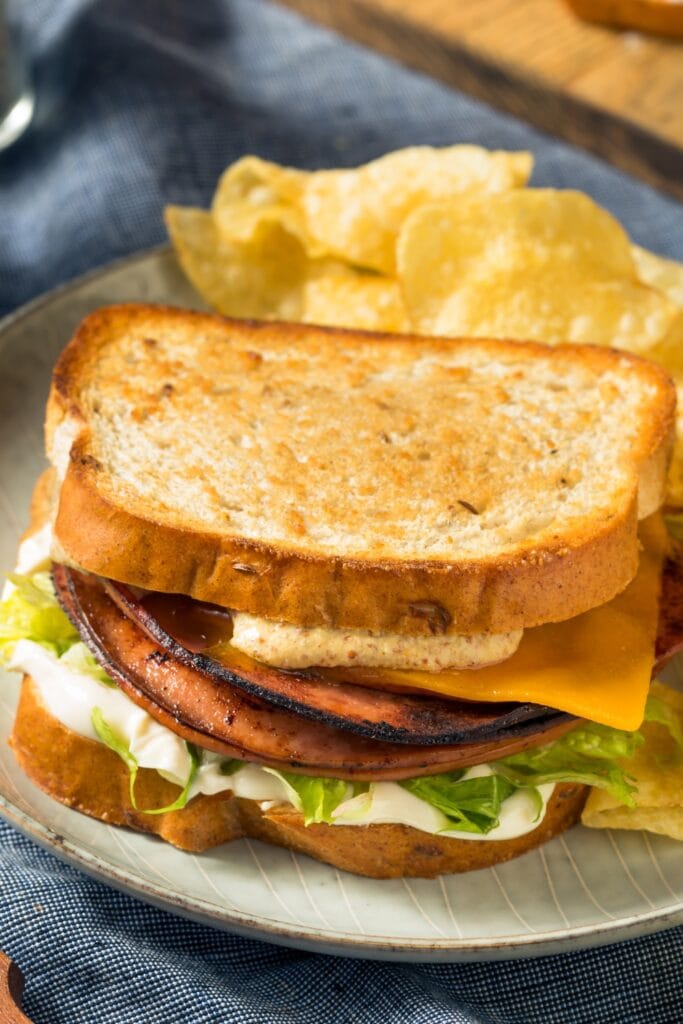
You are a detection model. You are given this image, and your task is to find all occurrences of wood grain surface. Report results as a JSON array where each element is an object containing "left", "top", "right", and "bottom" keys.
[
  {"left": 275, "top": 0, "right": 683, "bottom": 198},
  {"left": 0, "top": 953, "right": 31, "bottom": 1024}
]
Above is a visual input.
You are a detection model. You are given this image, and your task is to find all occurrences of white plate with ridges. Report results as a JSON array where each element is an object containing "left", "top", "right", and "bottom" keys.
[{"left": 0, "top": 248, "right": 681, "bottom": 961}]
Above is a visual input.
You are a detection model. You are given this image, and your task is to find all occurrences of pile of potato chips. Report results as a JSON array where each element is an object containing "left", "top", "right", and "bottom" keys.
[
  {"left": 166, "top": 145, "right": 683, "bottom": 840},
  {"left": 166, "top": 147, "right": 531, "bottom": 333},
  {"left": 166, "top": 145, "right": 683, "bottom": 504},
  {"left": 582, "top": 682, "right": 683, "bottom": 840}
]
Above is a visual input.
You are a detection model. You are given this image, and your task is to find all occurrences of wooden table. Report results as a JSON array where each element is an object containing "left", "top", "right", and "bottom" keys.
[
  {"left": 0, "top": 952, "right": 30, "bottom": 1024},
  {"left": 276, "top": 0, "right": 683, "bottom": 197}
]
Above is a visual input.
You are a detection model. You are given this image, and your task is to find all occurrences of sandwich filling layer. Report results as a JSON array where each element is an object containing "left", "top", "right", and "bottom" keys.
[
  {"left": 110, "top": 519, "right": 666, "bottom": 733},
  {"left": 14, "top": 517, "right": 668, "bottom": 733},
  {"left": 1, "top": 533, "right": 657, "bottom": 841},
  {"left": 9, "top": 641, "right": 555, "bottom": 842}
]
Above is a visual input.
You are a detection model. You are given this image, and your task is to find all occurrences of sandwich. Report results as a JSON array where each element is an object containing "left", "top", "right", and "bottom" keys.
[{"left": 1, "top": 303, "right": 681, "bottom": 879}]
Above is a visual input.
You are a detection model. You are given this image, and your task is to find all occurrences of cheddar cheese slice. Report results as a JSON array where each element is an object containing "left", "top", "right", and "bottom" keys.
[{"left": 326, "top": 516, "right": 666, "bottom": 732}]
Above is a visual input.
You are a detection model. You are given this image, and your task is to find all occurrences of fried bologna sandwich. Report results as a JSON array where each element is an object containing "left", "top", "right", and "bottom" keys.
[{"left": 2, "top": 304, "right": 681, "bottom": 878}]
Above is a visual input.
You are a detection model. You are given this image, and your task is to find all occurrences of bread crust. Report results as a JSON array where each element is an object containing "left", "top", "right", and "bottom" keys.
[
  {"left": 10, "top": 677, "right": 588, "bottom": 878},
  {"left": 47, "top": 304, "right": 675, "bottom": 635}
]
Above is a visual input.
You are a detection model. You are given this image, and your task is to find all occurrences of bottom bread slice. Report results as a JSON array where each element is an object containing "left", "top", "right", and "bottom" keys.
[{"left": 10, "top": 677, "right": 588, "bottom": 878}]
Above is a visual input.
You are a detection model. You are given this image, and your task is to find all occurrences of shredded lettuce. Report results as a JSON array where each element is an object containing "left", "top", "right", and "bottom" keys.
[
  {"left": 401, "top": 722, "right": 652, "bottom": 826},
  {"left": 493, "top": 722, "right": 642, "bottom": 807},
  {"left": 91, "top": 707, "right": 199, "bottom": 815},
  {"left": 0, "top": 571, "right": 79, "bottom": 660},
  {"left": 60, "top": 641, "right": 116, "bottom": 686},
  {"left": 0, "top": 571, "right": 116, "bottom": 687},
  {"left": 264, "top": 769, "right": 348, "bottom": 824},
  {"left": 401, "top": 771, "right": 524, "bottom": 834}
]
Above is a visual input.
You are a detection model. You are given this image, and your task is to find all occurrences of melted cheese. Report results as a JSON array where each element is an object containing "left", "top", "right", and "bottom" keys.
[{"left": 321, "top": 516, "right": 666, "bottom": 732}]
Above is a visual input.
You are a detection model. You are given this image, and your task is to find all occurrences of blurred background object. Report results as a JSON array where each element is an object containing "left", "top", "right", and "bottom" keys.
[
  {"left": 0, "top": 0, "right": 33, "bottom": 151},
  {"left": 275, "top": 0, "right": 683, "bottom": 199},
  {"left": 2, "top": 0, "right": 681, "bottom": 320},
  {"left": 566, "top": 0, "right": 683, "bottom": 38}
]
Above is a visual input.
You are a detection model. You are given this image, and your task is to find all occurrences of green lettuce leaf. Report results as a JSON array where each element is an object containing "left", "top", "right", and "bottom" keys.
[
  {"left": 401, "top": 771, "right": 522, "bottom": 834},
  {"left": 494, "top": 722, "right": 642, "bottom": 807},
  {"left": 0, "top": 571, "right": 117, "bottom": 687},
  {"left": 60, "top": 641, "right": 115, "bottom": 687},
  {"left": 91, "top": 707, "right": 199, "bottom": 815},
  {"left": 213, "top": 719, "right": 646, "bottom": 830},
  {"left": 0, "top": 572, "right": 79, "bottom": 660},
  {"left": 265, "top": 770, "right": 348, "bottom": 824}
]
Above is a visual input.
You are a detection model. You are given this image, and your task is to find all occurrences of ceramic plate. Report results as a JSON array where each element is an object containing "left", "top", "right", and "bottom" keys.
[{"left": 1, "top": 248, "right": 682, "bottom": 962}]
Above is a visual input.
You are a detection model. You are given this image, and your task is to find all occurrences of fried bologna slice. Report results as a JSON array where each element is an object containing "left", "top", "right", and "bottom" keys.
[
  {"left": 47, "top": 305, "right": 675, "bottom": 635},
  {"left": 53, "top": 564, "right": 576, "bottom": 779},
  {"left": 97, "top": 574, "right": 566, "bottom": 744},
  {"left": 11, "top": 678, "right": 588, "bottom": 877}
]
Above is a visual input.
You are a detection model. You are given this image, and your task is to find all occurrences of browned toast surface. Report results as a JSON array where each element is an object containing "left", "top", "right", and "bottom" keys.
[{"left": 47, "top": 304, "right": 675, "bottom": 634}]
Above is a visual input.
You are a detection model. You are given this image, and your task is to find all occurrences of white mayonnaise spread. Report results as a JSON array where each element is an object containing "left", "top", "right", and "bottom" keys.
[
  {"left": 2, "top": 522, "right": 53, "bottom": 600},
  {"left": 332, "top": 770, "right": 554, "bottom": 842},
  {"left": 48, "top": 418, "right": 80, "bottom": 484},
  {"left": 230, "top": 612, "right": 523, "bottom": 671},
  {"left": 16, "top": 522, "right": 53, "bottom": 575}
]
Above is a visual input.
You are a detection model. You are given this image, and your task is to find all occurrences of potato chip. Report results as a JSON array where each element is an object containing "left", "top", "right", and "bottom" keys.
[
  {"left": 632, "top": 245, "right": 683, "bottom": 306},
  {"left": 212, "top": 156, "right": 325, "bottom": 258},
  {"left": 664, "top": 384, "right": 683, "bottom": 509},
  {"left": 165, "top": 205, "right": 307, "bottom": 320},
  {"left": 302, "top": 263, "right": 408, "bottom": 333},
  {"left": 213, "top": 155, "right": 302, "bottom": 212},
  {"left": 582, "top": 681, "right": 683, "bottom": 840},
  {"left": 398, "top": 190, "right": 683, "bottom": 359},
  {"left": 629, "top": 247, "right": 683, "bottom": 505},
  {"left": 213, "top": 147, "right": 532, "bottom": 274},
  {"left": 164, "top": 205, "right": 406, "bottom": 331}
]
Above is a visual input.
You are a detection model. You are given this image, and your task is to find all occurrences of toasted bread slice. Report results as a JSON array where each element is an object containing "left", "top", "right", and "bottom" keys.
[
  {"left": 47, "top": 304, "right": 675, "bottom": 635},
  {"left": 10, "top": 677, "right": 588, "bottom": 877}
]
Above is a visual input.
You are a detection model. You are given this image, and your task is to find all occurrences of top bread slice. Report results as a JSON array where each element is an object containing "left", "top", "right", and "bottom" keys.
[{"left": 46, "top": 304, "right": 675, "bottom": 636}]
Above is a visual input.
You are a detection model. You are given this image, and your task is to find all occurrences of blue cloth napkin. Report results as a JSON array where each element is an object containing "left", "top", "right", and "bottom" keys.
[{"left": 1, "top": 2, "right": 682, "bottom": 1021}]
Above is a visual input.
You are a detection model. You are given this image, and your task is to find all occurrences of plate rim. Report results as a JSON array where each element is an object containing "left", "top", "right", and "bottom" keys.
[
  {"left": 2, "top": 786, "right": 682, "bottom": 961},
  {"left": 0, "top": 247, "right": 681, "bottom": 961},
  {"left": 0, "top": 244, "right": 171, "bottom": 341}
]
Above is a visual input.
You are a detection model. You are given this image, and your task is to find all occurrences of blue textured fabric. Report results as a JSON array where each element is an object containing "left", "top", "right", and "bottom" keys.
[{"left": 1, "top": 1, "right": 682, "bottom": 1021}]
